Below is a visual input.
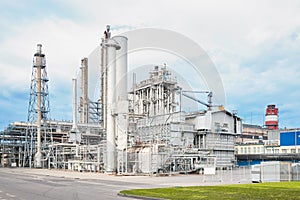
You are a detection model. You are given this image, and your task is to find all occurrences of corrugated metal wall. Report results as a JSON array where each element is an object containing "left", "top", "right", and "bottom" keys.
[{"left": 280, "top": 131, "right": 300, "bottom": 146}]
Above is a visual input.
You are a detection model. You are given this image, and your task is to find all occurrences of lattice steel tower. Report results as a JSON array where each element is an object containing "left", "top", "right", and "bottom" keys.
[{"left": 24, "top": 44, "right": 52, "bottom": 168}]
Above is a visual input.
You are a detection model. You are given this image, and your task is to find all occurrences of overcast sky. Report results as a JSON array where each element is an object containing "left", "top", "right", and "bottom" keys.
[{"left": 0, "top": 0, "right": 299, "bottom": 129}]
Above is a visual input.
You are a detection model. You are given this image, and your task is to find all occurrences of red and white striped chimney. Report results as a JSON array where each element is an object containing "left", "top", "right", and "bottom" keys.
[{"left": 265, "top": 104, "right": 279, "bottom": 130}]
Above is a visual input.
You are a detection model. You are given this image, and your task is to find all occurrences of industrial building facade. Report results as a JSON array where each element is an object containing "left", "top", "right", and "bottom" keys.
[{"left": 0, "top": 25, "right": 242, "bottom": 174}]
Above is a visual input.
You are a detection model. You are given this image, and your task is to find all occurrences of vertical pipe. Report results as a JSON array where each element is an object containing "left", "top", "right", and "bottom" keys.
[
  {"left": 35, "top": 44, "right": 42, "bottom": 168},
  {"left": 133, "top": 72, "right": 136, "bottom": 115},
  {"left": 101, "top": 41, "right": 107, "bottom": 129},
  {"left": 162, "top": 85, "right": 164, "bottom": 114},
  {"left": 150, "top": 87, "right": 153, "bottom": 115},
  {"left": 180, "top": 87, "right": 182, "bottom": 113},
  {"left": 18, "top": 146, "right": 21, "bottom": 167},
  {"left": 146, "top": 89, "right": 149, "bottom": 115},
  {"left": 167, "top": 91, "right": 170, "bottom": 113},
  {"left": 156, "top": 86, "right": 159, "bottom": 115},
  {"left": 172, "top": 88, "right": 175, "bottom": 112},
  {"left": 158, "top": 87, "right": 160, "bottom": 114},
  {"left": 72, "top": 78, "right": 78, "bottom": 131}
]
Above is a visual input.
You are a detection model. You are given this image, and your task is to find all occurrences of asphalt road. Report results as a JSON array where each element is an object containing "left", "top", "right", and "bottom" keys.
[
  {"left": 0, "top": 169, "right": 141, "bottom": 200},
  {"left": 0, "top": 168, "right": 251, "bottom": 200}
]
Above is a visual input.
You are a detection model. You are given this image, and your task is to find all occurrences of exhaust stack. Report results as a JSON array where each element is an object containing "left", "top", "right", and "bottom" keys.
[
  {"left": 34, "top": 44, "right": 43, "bottom": 168},
  {"left": 70, "top": 78, "right": 81, "bottom": 143}
]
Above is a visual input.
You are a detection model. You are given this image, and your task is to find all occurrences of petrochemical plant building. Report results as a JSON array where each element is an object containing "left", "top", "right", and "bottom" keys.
[
  {"left": 0, "top": 26, "right": 243, "bottom": 174},
  {"left": 1, "top": 26, "right": 300, "bottom": 173}
]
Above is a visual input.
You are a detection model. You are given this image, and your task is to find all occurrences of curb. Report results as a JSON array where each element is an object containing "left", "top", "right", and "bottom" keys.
[{"left": 117, "top": 192, "right": 167, "bottom": 200}]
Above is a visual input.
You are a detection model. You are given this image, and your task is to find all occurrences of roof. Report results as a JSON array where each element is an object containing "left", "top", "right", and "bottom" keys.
[{"left": 243, "top": 124, "right": 264, "bottom": 129}]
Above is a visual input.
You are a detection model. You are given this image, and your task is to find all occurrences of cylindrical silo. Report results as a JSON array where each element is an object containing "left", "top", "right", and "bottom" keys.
[{"left": 105, "top": 38, "right": 120, "bottom": 173}]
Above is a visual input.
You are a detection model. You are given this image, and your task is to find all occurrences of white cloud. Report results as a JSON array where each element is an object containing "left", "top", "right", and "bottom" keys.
[
  {"left": 0, "top": 17, "right": 100, "bottom": 89},
  {"left": 0, "top": 0, "right": 300, "bottom": 127}
]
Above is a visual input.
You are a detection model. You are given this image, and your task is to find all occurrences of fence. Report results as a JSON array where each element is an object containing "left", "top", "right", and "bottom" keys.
[{"left": 202, "top": 166, "right": 251, "bottom": 183}]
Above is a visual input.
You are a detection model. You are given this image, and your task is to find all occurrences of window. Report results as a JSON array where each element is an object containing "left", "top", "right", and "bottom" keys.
[
  {"left": 248, "top": 147, "right": 251, "bottom": 154},
  {"left": 275, "top": 149, "right": 279, "bottom": 154},
  {"left": 253, "top": 147, "right": 256, "bottom": 154},
  {"left": 291, "top": 149, "right": 296, "bottom": 153},
  {"left": 256, "top": 147, "right": 260, "bottom": 153},
  {"left": 215, "top": 122, "right": 221, "bottom": 132},
  {"left": 282, "top": 149, "right": 287, "bottom": 153}
]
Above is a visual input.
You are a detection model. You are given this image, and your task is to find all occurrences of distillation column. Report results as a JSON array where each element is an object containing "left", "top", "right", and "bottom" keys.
[
  {"left": 113, "top": 36, "right": 128, "bottom": 150},
  {"left": 102, "top": 25, "right": 121, "bottom": 173},
  {"left": 114, "top": 36, "right": 129, "bottom": 173},
  {"left": 80, "top": 58, "right": 89, "bottom": 124}
]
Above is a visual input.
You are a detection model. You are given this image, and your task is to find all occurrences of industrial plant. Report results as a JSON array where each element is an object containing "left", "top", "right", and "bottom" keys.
[
  {"left": 1, "top": 25, "right": 299, "bottom": 176},
  {"left": 0, "top": 25, "right": 243, "bottom": 174}
]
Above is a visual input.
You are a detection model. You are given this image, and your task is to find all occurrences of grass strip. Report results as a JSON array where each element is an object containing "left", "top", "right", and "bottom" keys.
[{"left": 120, "top": 182, "right": 300, "bottom": 200}]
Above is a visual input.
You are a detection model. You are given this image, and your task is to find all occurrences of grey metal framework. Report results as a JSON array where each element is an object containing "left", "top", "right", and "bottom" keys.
[
  {"left": 23, "top": 44, "right": 53, "bottom": 168},
  {"left": 0, "top": 122, "right": 27, "bottom": 167}
]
